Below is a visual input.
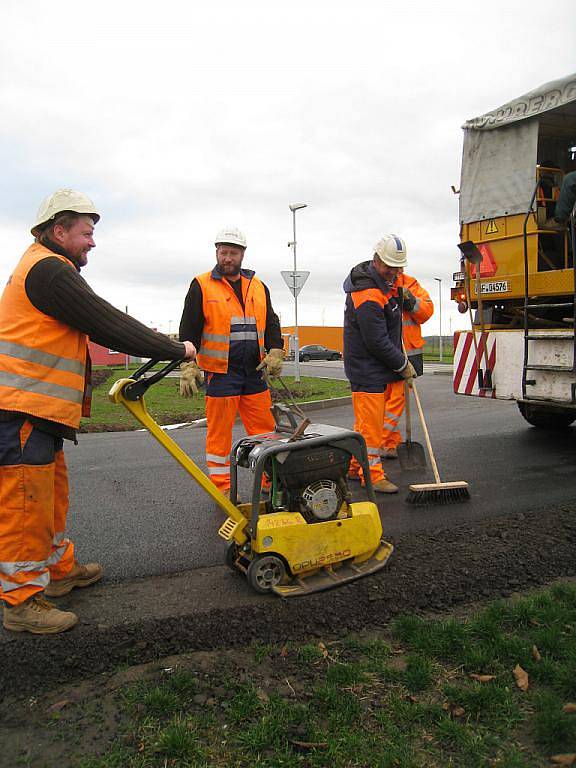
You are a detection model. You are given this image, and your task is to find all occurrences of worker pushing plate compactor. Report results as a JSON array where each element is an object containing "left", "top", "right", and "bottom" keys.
[{"left": 109, "top": 360, "right": 393, "bottom": 597}]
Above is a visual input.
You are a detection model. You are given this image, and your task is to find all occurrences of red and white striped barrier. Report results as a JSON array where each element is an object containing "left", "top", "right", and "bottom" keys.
[{"left": 453, "top": 331, "right": 497, "bottom": 397}]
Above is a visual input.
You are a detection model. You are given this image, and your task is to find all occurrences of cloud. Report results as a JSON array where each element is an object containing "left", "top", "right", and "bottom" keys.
[{"left": 1, "top": 0, "right": 575, "bottom": 338}]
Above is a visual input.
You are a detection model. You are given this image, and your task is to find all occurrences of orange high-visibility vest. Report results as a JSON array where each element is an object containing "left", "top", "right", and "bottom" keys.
[
  {"left": 399, "top": 273, "right": 434, "bottom": 352},
  {"left": 196, "top": 270, "right": 267, "bottom": 373},
  {"left": 0, "top": 244, "right": 88, "bottom": 428}
]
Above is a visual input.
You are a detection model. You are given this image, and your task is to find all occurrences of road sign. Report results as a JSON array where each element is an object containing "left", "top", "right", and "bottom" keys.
[{"left": 281, "top": 270, "right": 310, "bottom": 297}]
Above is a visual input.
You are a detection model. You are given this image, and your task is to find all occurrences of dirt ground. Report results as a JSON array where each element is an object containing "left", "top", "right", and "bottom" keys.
[{"left": 2, "top": 502, "right": 576, "bottom": 766}]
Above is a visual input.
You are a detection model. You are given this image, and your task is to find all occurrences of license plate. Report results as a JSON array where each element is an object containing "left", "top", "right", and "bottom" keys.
[{"left": 480, "top": 280, "right": 509, "bottom": 294}]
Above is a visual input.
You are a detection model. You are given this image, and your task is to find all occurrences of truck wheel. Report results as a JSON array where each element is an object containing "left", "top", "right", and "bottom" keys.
[
  {"left": 247, "top": 555, "right": 286, "bottom": 593},
  {"left": 517, "top": 402, "right": 576, "bottom": 429}
]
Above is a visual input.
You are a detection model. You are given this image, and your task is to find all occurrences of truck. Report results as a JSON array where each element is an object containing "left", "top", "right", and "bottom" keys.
[{"left": 451, "top": 73, "right": 576, "bottom": 428}]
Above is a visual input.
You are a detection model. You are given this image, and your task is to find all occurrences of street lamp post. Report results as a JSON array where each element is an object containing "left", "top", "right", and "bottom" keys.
[
  {"left": 289, "top": 202, "right": 307, "bottom": 382},
  {"left": 434, "top": 277, "right": 443, "bottom": 363}
]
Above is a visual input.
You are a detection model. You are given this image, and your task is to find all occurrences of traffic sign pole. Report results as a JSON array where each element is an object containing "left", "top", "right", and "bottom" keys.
[
  {"left": 280, "top": 269, "right": 310, "bottom": 381},
  {"left": 286, "top": 204, "right": 308, "bottom": 383}
]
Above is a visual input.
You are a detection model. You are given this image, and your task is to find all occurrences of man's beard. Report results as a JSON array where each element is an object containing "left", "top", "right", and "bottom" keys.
[{"left": 218, "top": 263, "right": 241, "bottom": 276}]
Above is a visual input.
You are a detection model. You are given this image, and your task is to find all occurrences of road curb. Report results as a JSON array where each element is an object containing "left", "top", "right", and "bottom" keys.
[{"left": 152, "top": 396, "right": 353, "bottom": 431}]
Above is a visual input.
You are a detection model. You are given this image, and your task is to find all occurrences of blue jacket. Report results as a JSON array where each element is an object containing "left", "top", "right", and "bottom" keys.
[{"left": 343, "top": 261, "right": 407, "bottom": 392}]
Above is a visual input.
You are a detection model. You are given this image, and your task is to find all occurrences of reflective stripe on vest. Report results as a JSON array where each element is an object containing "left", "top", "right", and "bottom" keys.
[
  {"left": 0, "top": 340, "right": 85, "bottom": 376},
  {"left": 0, "top": 244, "right": 88, "bottom": 428}
]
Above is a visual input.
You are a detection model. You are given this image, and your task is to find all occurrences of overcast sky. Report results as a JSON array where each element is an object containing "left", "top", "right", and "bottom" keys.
[{"left": 1, "top": 0, "right": 575, "bottom": 339}]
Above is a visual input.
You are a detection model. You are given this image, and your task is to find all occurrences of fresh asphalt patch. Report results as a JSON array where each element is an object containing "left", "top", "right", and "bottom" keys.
[{"left": 2, "top": 501, "right": 575, "bottom": 698}]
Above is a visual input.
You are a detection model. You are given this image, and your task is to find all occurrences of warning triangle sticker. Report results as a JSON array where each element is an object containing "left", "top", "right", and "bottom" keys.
[{"left": 485, "top": 219, "right": 498, "bottom": 235}]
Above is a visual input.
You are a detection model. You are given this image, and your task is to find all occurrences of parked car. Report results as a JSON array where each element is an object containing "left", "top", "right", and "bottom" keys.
[{"left": 297, "top": 344, "right": 342, "bottom": 362}]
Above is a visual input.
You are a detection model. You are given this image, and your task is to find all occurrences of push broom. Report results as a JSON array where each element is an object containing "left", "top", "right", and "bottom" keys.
[{"left": 405, "top": 380, "right": 470, "bottom": 505}]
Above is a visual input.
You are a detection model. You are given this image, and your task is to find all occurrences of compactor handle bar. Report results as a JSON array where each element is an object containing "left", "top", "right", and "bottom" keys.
[{"left": 123, "top": 358, "right": 183, "bottom": 401}]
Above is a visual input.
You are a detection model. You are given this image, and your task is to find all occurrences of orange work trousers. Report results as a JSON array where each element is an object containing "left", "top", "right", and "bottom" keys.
[
  {"left": 205, "top": 390, "right": 275, "bottom": 491},
  {"left": 0, "top": 419, "right": 75, "bottom": 606},
  {"left": 381, "top": 379, "right": 406, "bottom": 451},
  {"left": 349, "top": 391, "right": 391, "bottom": 485}
]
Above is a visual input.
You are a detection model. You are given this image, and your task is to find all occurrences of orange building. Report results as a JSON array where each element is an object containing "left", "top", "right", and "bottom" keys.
[{"left": 282, "top": 326, "right": 343, "bottom": 353}]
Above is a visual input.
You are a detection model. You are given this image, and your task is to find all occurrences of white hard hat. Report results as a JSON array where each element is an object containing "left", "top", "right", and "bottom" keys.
[
  {"left": 215, "top": 227, "right": 247, "bottom": 249},
  {"left": 374, "top": 234, "right": 407, "bottom": 267},
  {"left": 31, "top": 189, "right": 100, "bottom": 236}
]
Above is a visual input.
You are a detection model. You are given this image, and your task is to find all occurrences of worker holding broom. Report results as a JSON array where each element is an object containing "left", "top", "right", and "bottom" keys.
[
  {"left": 178, "top": 227, "right": 284, "bottom": 496},
  {"left": 0, "top": 189, "right": 196, "bottom": 635},
  {"left": 380, "top": 272, "right": 433, "bottom": 460},
  {"left": 343, "top": 234, "right": 416, "bottom": 494}
]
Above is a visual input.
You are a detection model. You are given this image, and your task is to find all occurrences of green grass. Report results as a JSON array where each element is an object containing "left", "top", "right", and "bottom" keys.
[
  {"left": 19, "top": 583, "right": 576, "bottom": 768},
  {"left": 82, "top": 370, "right": 351, "bottom": 431}
]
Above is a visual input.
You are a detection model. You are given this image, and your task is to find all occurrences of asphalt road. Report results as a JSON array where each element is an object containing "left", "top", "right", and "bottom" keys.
[{"left": 64, "top": 363, "right": 576, "bottom": 586}]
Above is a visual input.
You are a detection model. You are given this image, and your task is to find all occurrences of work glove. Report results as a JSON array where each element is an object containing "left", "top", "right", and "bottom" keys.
[
  {"left": 179, "top": 361, "right": 204, "bottom": 397},
  {"left": 256, "top": 348, "right": 285, "bottom": 377},
  {"left": 402, "top": 289, "right": 417, "bottom": 312},
  {"left": 398, "top": 360, "right": 417, "bottom": 387}
]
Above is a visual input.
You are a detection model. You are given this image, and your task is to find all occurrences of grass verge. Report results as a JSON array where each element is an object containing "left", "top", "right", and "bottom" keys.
[
  {"left": 81, "top": 371, "right": 351, "bottom": 431},
  {"left": 7, "top": 582, "right": 576, "bottom": 767}
]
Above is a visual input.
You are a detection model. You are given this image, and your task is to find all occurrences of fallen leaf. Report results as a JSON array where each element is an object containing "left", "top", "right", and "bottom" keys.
[
  {"left": 469, "top": 674, "right": 496, "bottom": 683},
  {"left": 562, "top": 703, "right": 576, "bottom": 714},
  {"left": 532, "top": 645, "right": 542, "bottom": 662},
  {"left": 442, "top": 701, "right": 465, "bottom": 718},
  {"left": 513, "top": 664, "right": 529, "bottom": 691},
  {"left": 47, "top": 699, "right": 71, "bottom": 713},
  {"left": 318, "top": 642, "right": 329, "bottom": 659},
  {"left": 291, "top": 740, "right": 328, "bottom": 750},
  {"left": 550, "top": 755, "right": 576, "bottom": 765}
]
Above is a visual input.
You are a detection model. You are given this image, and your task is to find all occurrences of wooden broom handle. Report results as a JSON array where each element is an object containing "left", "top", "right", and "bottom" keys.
[{"left": 410, "top": 381, "right": 442, "bottom": 484}]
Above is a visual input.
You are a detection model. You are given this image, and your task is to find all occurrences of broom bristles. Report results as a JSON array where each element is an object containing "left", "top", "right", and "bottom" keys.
[{"left": 405, "top": 481, "right": 470, "bottom": 506}]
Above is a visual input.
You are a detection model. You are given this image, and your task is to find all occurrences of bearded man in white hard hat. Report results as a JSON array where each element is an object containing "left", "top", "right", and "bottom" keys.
[
  {"left": 0, "top": 189, "right": 196, "bottom": 635},
  {"left": 179, "top": 227, "right": 284, "bottom": 496},
  {"left": 343, "top": 234, "right": 416, "bottom": 494}
]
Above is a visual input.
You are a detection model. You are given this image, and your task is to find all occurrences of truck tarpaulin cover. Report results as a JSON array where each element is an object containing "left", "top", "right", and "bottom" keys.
[{"left": 459, "top": 73, "right": 576, "bottom": 225}]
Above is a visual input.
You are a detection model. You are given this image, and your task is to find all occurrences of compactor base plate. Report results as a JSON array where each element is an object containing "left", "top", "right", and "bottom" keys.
[{"left": 271, "top": 540, "right": 394, "bottom": 598}]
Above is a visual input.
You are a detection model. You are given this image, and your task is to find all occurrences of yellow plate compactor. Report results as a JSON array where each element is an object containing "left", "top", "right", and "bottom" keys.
[{"left": 109, "top": 360, "right": 393, "bottom": 597}]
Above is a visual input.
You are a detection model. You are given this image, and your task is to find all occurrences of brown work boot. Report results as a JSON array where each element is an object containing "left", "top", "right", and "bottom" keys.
[
  {"left": 380, "top": 447, "right": 398, "bottom": 460},
  {"left": 372, "top": 478, "right": 399, "bottom": 494},
  {"left": 3, "top": 594, "right": 78, "bottom": 634},
  {"left": 45, "top": 561, "right": 103, "bottom": 597}
]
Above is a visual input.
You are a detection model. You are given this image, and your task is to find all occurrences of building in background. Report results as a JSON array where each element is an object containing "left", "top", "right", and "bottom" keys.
[
  {"left": 281, "top": 326, "right": 343, "bottom": 356},
  {"left": 88, "top": 341, "right": 130, "bottom": 367}
]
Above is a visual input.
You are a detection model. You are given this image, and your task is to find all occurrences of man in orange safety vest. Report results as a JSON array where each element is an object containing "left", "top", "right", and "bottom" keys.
[
  {"left": 0, "top": 189, "right": 196, "bottom": 635},
  {"left": 179, "top": 228, "right": 284, "bottom": 496}
]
